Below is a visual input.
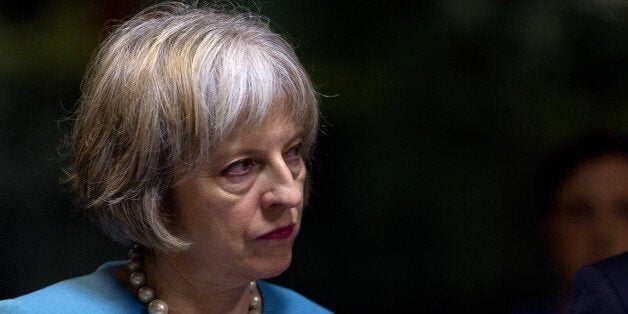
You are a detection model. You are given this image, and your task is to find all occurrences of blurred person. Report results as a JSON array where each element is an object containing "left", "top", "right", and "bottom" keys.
[
  {"left": 513, "top": 130, "right": 628, "bottom": 314},
  {"left": 0, "top": 2, "right": 331, "bottom": 313}
]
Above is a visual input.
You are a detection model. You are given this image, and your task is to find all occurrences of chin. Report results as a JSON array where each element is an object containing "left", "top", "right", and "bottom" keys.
[{"left": 257, "top": 251, "right": 293, "bottom": 279}]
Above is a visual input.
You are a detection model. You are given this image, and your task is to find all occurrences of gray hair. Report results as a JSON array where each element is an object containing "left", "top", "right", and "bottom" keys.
[{"left": 65, "top": 1, "right": 319, "bottom": 252}]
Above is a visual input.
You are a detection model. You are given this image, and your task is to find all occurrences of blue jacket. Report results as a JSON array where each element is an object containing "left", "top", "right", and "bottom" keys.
[
  {"left": 0, "top": 261, "right": 332, "bottom": 313},
  {"left": 567, "top": 250, "right": 628, "bottom": 313}
]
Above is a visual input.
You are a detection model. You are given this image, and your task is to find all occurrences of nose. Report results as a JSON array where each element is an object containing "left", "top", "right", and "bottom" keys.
[{"left": 260, "top": 161, "right": 304, "bottom": 210}]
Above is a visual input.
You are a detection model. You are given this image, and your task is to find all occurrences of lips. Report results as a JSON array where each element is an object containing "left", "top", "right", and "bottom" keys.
[{"left": 257, "top": 224, "right": 294, "bottom": 240}]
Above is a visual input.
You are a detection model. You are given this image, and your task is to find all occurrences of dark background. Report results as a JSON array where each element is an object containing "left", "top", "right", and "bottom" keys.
[{"left": 2, "top": 0, "right": 628, "bottom": 313}]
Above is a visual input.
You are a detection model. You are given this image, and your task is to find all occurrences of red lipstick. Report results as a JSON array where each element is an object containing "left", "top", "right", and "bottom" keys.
[{"left": 257, "top": 225, "right": 294, "bottom": 240}]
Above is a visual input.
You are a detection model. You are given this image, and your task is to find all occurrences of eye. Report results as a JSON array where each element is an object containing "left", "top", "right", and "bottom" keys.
[
  {"left": 222, "top": 159, "right": 254, "bottom": 177},
  {"left": 284, "top": 143, "right": 303, "bottom": 163}
]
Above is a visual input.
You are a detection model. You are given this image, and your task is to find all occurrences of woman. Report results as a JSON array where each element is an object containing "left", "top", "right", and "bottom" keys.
[{"left": 0, "top": 2, "right": 331, "bottom": 313}]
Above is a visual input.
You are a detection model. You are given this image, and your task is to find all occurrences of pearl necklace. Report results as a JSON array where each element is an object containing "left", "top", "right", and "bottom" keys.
[{"left": 126, "top": 246, "right": 262, "bottom": 314}]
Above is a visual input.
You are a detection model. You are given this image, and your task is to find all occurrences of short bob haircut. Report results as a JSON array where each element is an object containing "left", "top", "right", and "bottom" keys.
[{"left": 65, "top": 2, "right": 319, "bottom": 252}]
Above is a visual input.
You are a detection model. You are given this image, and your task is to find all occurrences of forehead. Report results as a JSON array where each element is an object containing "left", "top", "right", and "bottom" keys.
[{"left": 554, "top": 154, "right": 628, "bottom": 203}]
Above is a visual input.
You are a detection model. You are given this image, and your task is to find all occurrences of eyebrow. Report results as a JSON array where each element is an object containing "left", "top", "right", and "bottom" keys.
[{"left": 208, "top": 128, "right": 305, "bottom": 165}]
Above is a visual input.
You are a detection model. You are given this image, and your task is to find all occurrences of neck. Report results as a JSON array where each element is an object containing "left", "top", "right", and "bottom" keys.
[
  {"left": 115, "top": 248, "right": 260, "bottom": 314},
  {"left": 146, "top": 252, "right": 254, "bottom": 314}
]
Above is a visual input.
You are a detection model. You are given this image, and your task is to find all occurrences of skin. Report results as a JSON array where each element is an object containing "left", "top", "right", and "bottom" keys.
[
  {"left": 116, "top": 107, "right": 307, "bottom": 313},
  {"left": 546, "top": 153, "right": 628, "bottom": 306}
]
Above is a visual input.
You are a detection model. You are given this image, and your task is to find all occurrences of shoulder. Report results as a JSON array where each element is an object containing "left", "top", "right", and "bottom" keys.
[
  {"left": 0, "top": 261, "right": 142, "bottom": 314},
  {"left": 594, "top": 250, "right": 628, "bottom": 277},
  {"left": 257, "top": 281, "right": 333, "bottom": 314},
  {"left": 566, "top": 251, "right": 628, "bottom": 313}
]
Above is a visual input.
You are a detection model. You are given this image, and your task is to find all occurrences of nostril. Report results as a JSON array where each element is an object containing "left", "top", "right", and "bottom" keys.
[
  {"left": 260, "top": 160, "right": 305, "bottom": 209},
  {"left": 261, "top": 179, "right": 303, "bottom": 210}
]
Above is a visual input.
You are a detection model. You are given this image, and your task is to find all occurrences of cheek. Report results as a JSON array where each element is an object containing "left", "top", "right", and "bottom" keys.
[
  {"left": 608, "top": 224, "right": 628, "bottom": 251},
  {"left": 547, "top": 219, "right": 590, "bottom": 259},
  {"left": 171, "top": 185, "right": 235, "bottom": 234},
  {"left": 548, "top": 227, "right": 590, "bottom": 281},
  {"left": 549, "top": 215, "right": 587, "bottom": 240},
  {"left": 192, "top": 191, "right": 263, "bottom": 238}
]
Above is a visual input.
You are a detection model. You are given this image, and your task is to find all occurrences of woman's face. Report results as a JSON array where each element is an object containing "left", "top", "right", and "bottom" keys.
[
  {"left": 170, "top": 108, "right": 306, "bottom": 284},
  {"left": 547, "top": 153, "right": 628, "bottom": 287}
]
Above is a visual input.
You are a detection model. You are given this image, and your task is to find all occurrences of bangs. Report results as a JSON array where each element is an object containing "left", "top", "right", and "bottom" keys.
[{"left": 201, "top": 34, "right": 318, "bottom": 153}]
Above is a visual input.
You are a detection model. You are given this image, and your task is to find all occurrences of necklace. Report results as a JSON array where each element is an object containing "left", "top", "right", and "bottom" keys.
[{"left": 126, "top": 245, "right": 262, "bottom": 314}]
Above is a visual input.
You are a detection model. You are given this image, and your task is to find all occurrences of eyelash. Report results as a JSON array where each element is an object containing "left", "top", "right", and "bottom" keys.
[
  {"left": 221, "top": 143, "right": 303, "bottom": 178},
  {"left": 222, "top": 159, "right": 254, "bottom": 177},
  {"left": 284, "top": 143, "right": 303, "bottom": 162}
]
